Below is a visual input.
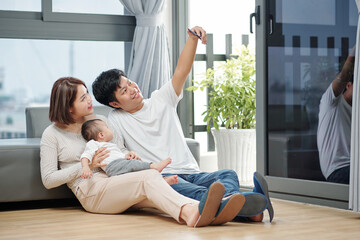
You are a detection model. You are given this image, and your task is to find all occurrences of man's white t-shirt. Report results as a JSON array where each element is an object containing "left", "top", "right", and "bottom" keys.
[
  {"left": 108, "top": 80, "right": 200, "bottom": 175},
  {"left": 317, "top": 83, "right": 351, "bottom": 179}
]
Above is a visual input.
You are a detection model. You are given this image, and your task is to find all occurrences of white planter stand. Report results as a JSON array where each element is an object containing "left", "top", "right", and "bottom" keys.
[{"left": 211, "top": 128, "right": 256, "bottom": 186}]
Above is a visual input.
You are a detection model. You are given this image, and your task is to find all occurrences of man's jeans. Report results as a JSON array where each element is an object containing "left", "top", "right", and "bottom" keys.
[
  {"left": 163, "top": 169, "right": 240, "bottom": 201},
  {"left": 327, "top": 165, "right": 350, "bottom": 184}
]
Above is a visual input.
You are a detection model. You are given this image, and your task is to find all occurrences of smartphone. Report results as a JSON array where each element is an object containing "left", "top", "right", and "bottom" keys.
[{"left": 187, "top": 28, "right": 201, "bottom": 39}]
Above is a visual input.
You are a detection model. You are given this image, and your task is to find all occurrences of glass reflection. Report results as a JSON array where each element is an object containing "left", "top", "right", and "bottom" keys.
[
  {"left": 267, "top": 0, "right": 357, "bottom": 182},
  {"left": 317, "top": 50, "right": 354, "bottom": 184}
]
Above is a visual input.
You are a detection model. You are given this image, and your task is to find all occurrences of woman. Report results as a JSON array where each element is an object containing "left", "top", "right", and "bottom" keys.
[{"left": 40, "top": 77, "right": 239, "bottom": 227}]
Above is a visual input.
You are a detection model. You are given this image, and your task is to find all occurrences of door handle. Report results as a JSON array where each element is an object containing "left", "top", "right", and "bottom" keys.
[
  {"left": 250, "top": 5, "right": 260, "bottom": 34},
  {"left": 269, "top": 14, "right": 274, "bottom": 35}
]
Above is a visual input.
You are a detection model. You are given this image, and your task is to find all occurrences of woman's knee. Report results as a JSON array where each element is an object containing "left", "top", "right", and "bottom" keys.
[{"left": 142, "top": 169, "right": 163, "bottom": 181}]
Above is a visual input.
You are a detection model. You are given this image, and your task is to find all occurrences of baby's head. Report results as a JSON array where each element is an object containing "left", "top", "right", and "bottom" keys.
[{"left": 81, "top": 119, "right": 113, "bottom": 142}]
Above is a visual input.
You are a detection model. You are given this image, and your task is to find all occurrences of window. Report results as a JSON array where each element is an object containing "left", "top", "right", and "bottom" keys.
[
  {"left": 52, "top": 0, "right": 124, "bottom": 15},
  {"left": 188, "top": 0, "right": 255, "bottom": 153},
  {"left": 0, "top": 0, "right": 135, "bottom": 139},
  {"left": 0, "top": 0, "right": 41, "bottom": 11}
]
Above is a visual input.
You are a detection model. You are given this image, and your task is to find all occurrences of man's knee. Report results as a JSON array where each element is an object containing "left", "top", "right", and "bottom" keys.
[
  {"left": 171, "top": 183, "right": 207, "bottom": 201},
  {"left": 218, "top": 169, "right": 238, "bottom": 179}
]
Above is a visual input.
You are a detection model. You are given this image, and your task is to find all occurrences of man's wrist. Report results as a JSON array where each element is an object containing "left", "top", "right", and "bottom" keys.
[
  {"left": 188, "top": 36, "right": 198, "bottom": 43},
  {"left": 336, "top": 71, "right": 352, "bottom": 83}
]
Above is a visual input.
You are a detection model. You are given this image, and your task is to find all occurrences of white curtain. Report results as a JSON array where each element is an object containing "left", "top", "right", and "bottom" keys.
[
  {"left": 119, "top": 0, "right": 171, "bottom": 98},
  {"left": 349, "top": 0, "right": 360, "bottom": 212}
]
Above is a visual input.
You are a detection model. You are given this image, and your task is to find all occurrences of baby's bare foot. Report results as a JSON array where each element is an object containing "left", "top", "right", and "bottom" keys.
[
  {"left": 150, "top": 158, "right": 171, "bottom": 172},
  {"left": 164, "top": 175, "right": 178, "bottom": 185}
]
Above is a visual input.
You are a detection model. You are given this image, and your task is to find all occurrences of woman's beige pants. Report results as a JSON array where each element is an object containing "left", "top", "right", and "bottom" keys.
[{"left": 75, "top": 169, "right": 197, "bottom": 222}]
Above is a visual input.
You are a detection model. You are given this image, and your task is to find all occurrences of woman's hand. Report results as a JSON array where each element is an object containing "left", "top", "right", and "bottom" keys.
[
  {"left": 89, "top": 147, "right": 109, "bottom": 170},
  {"left": 125, "top": 151, "right": 141, "bottom": 160}
]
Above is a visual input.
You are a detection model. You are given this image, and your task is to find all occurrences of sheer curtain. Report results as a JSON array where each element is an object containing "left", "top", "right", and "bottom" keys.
[
  {"left": 119, "top": 0, "right": 171, "bottom": 98},
  {"left": 349, "top": 0, "right": 360, "bottom": 212}
]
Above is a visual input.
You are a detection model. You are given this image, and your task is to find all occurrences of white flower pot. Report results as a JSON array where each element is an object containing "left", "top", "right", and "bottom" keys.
[{"left": 211, "top": 128, "right": 256, "bottom": 185}]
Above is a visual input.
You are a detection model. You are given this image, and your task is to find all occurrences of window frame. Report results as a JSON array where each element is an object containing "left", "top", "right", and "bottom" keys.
[
  {"left": 172, "top": 0, "right": 194, "bottom": 139},
  {"left": 0, "top": 0, "right": 136, "bottom": 41}
]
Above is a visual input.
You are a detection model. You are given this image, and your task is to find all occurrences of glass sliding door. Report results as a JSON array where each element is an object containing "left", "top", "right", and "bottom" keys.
[{"left": 255, "top": 0, "right": 357, "bottom": 208}]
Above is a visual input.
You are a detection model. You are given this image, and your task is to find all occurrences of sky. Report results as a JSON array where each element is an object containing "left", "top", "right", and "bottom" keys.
[{"left": 189, "top": 0, "right": 255, "bottom": 54}]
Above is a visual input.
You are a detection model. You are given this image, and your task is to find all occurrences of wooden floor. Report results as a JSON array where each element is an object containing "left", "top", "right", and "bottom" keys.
[{"left": 1, "top": 199, "right": 360, "bottom": 240}]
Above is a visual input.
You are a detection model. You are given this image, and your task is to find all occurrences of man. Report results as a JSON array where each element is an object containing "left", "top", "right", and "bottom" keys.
[
  {"left": 317, "top": 53, "right": 354, "bottom": 184},
  {"left": 93, "top": 26, "right": 273, "bottom": 222}
]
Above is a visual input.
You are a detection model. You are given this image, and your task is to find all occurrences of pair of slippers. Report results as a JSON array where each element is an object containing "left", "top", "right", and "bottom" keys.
[
  {"left": 194, "top": 182, "right": 245, "bottom": 227},
  {"left": 196, "top": 172, "right": 274, "bottom": 227}
]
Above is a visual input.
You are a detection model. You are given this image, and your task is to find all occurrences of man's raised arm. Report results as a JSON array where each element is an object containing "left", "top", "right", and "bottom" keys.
[
  {"left": 172, "top": 26, "right": 207, "bottom": 96},
  {"left": 332, "top": 53, "right": 354, "bottom": 97}
]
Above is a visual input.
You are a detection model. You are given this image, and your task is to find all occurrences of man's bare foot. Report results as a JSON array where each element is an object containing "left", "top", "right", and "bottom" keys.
[
  {"left": 180, "top": 203, "right": 200, "bottom": 227},
  {"left": 164, "top": 175, "right": 179, "bottom": 185},
  {"left": 248, "top": 212, "right": 263, "bottom": 222},
  {"left": 150, "top": 158, "right": 171, "bottom": 172}
]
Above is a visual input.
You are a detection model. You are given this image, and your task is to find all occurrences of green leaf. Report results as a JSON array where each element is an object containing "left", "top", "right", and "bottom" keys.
[{"left": 187, "top": 45, "right": 256, "bottom": 129}]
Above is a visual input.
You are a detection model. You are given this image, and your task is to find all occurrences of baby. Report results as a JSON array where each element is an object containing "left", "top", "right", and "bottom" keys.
[{"left": 80, "top": 119, "right": 178, "bottom": 185}]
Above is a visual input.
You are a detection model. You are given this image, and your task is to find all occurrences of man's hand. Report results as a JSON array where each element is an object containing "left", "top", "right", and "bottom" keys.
[
  {"left": 187, "top": 26, "right": 207, "bottom": 45},
  {"left": 172, "top": 26, "right": 207, "bottom": 96},
  {"left": 126, "top": 151, "right": 141, "bottom": 160}
]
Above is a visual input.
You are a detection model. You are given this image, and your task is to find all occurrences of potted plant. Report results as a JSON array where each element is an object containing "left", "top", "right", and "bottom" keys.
[{"left": 187, "top": 45, "right": 256, "bottom": 185}]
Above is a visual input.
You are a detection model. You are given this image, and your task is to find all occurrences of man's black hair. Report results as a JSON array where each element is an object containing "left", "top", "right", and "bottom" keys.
[
  {"left": 343, "top": 74, "right": 354, "bottom": 94},
  {"left": 93, "top": 69, "right": 127, "bottom": 108}
]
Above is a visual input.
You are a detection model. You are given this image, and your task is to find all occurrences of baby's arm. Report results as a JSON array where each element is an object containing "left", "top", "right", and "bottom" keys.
[
  {"left": 81, "top": 157, "right": 93, "bottom": 179},
  {"left": 80, "top": 140, "right": 100, "bottom": 179}
]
